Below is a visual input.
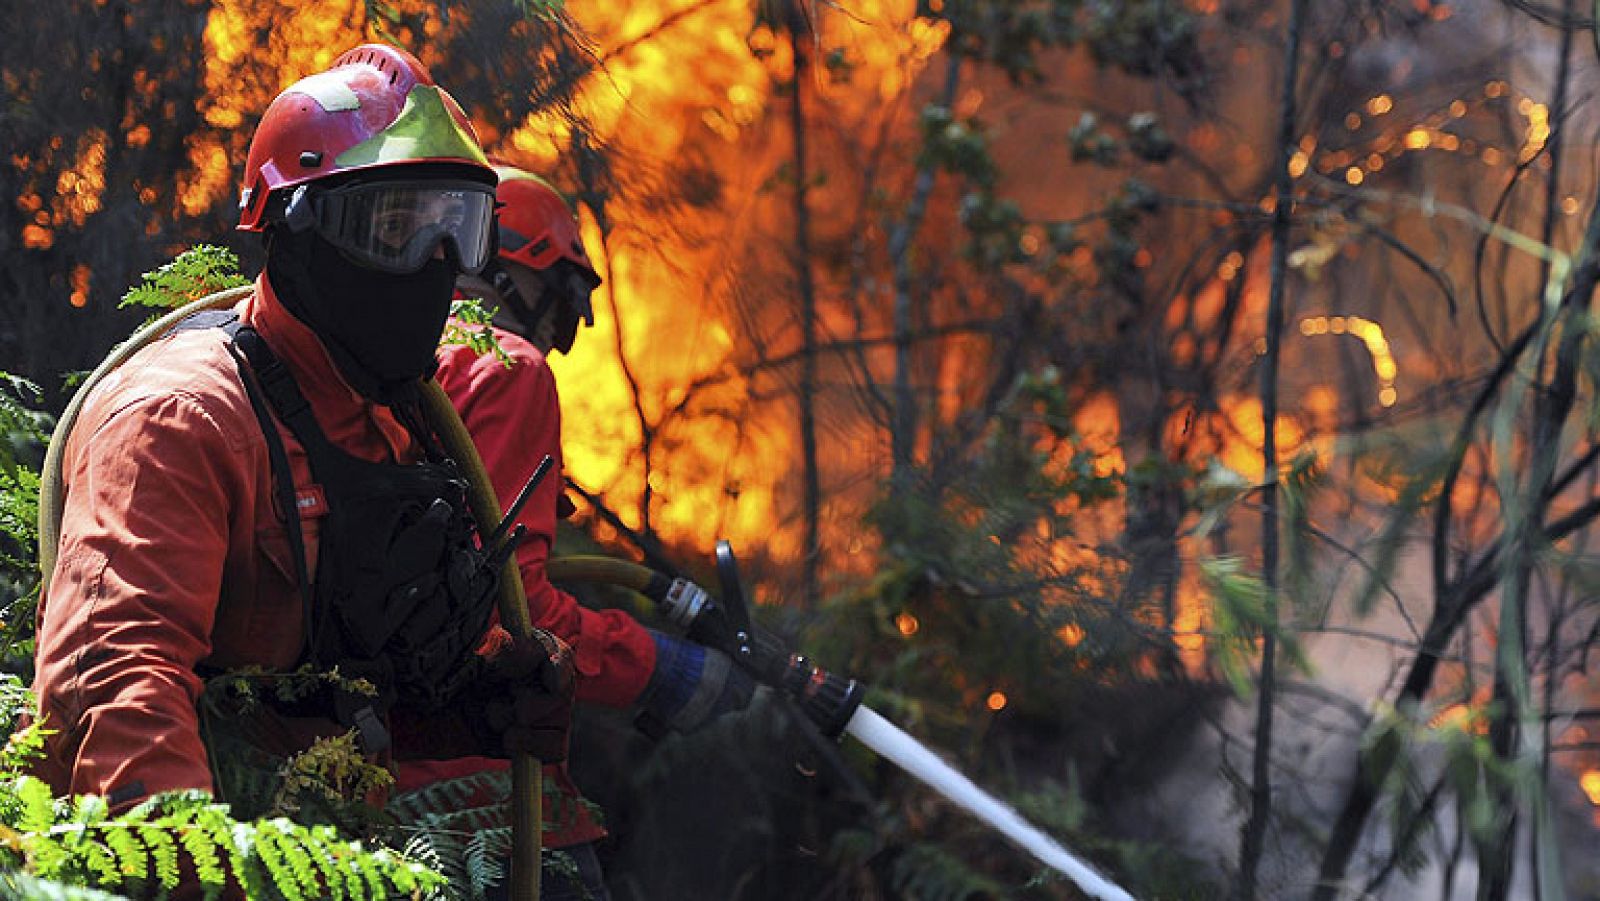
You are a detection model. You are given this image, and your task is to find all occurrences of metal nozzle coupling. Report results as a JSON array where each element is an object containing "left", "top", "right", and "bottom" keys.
[
  {"left": 778, "top": 653, "right": 866, "bottom": 739},
  {"left": 660, "top": 577, "right": 711, "bottom": 631}
]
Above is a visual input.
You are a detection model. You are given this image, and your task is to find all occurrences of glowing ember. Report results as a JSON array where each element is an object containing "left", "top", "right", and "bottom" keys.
[
  {"left": 1581, "top": 771, "right": 1600, "bottom": 806},
  {"left": 985, "top": 691, "right": 1007, "bottom": 712},
  {"left": 895, "top": 612, "right": 920, "bottom": 637},
  {"left": 69, "top": 265, "right": 91, "bottom": 309}
]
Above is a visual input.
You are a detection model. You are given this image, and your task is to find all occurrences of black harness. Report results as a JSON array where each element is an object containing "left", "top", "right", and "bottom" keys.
[{"left": 180, "top": 310, "right": 507, "bottom": 751}]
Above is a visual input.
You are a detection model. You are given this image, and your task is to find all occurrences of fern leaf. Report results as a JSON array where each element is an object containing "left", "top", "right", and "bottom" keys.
[
  {"left": 137, "top": 824, "right": 180, "bottom": 891},
  {"left": 119, "top": 245, "right": 248, "bottom": 311},
  {"left": 465, "top": 829, "right": 505, "bottom": 899},
  {"left": 102, "top": 825, "right": 147, "bottom": 894},
  {"left": 303, "top": 827, "right": 344, "bottom": 900},
  {"left": 177, "top": 822, "right": 227, "bottom": 892},
  {"left": 355, "top": 852, "right": 389, "bottom": 899},
  {"left": 17, "top": 776, "right": 57, "bottom": 832},
  {"left": 0, "top": 871, "right": 132, "bottom": 900}
]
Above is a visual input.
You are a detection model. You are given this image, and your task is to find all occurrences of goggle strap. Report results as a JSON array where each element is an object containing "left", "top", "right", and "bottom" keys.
[{"left": 284, "top": 186, "right": 316, "bottom": 234}]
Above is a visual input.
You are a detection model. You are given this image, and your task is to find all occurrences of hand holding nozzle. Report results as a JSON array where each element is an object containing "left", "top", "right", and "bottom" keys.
[
  {"left": 541, "top": 544, "right": 867, "bottom": 739},
  {"left": 653, "top": 541, "right": 865, "bottom": 738}
]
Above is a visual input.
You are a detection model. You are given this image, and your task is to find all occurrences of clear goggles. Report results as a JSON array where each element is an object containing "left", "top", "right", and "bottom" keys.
[{"left": 285, "top": 180, "right": 497, "bottom": 275}]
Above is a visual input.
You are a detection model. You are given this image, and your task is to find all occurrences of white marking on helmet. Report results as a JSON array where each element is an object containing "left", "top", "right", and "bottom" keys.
[{"left": 290, "top": 71, "right": 362, "bottom": 113}]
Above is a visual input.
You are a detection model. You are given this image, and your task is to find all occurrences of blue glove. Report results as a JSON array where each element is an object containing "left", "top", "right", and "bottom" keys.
[{"left": 640, "top": 631, "right": 756, "bottom": 734}]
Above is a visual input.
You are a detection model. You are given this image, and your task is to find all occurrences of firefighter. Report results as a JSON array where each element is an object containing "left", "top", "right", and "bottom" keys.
[
  {"left": 29, "top": 43, "right": 574, "bottom": 836},
  {"left": 419, "top": 165, "right": 757, "bottom": 899}
]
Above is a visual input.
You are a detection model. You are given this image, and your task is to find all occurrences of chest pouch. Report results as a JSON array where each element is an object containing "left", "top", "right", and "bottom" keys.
[{"left": 222, "top": 320, "right": 513, "bottom": 749}]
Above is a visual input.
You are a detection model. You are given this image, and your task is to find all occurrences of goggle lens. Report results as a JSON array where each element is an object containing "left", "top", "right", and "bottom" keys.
[{"left": 312, "top": 181, "right": 495, "bottom": 275}]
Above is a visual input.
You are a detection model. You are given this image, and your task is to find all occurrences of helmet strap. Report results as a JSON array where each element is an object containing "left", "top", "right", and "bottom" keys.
[{"left": 482, "top": 259, "right": 554, "bottom": 344}]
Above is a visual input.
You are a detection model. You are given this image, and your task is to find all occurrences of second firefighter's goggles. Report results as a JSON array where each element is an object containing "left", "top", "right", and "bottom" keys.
[{"left": 284, "top": 180, "right": 496, "bottom": 275}]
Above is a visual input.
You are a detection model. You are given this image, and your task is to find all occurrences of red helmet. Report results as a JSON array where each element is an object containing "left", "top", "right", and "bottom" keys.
[
  {"left": 486, "top": 165, "right": 601, "bottom": 352},
  {"left": 493, "top": 165, "right": 599, "bottom": 282},
  {"left": 237, "top": 43, "right": 494, "bottom": 231}
]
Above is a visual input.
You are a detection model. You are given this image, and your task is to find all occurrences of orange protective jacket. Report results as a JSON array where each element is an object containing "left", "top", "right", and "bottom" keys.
[
  {"left": 403, "top": 325, "right": 658, "bottom": 846},
  {"left": 31, "top": 276, "right": 421, "bottom": 805}
]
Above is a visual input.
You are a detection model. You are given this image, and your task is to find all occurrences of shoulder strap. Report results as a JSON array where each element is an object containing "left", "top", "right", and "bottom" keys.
[
  {"left": 223, "top": 323, "right": 318, "bottom": 659},
  {"left": 166, "top": 309, "right": 240, "bottom": 335},
  {"left": 228, "top": 326, "right": 342, "bottom": 460}
]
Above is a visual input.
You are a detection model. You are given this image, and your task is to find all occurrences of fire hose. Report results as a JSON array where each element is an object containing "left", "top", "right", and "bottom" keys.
[
  {"left": 417, "top": 380, "right": 543, "bottom": 901},
  {"left": 546, "top": 551, "right": 1136, "bottom": 901},
  {"left": 37, "top": 287, "right": 546, "bottom": 901}
]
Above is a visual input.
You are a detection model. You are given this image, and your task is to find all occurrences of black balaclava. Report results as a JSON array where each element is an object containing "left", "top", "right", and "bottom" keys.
[{"left": 266, "top": 224, "right": 456, "bottom": 406}]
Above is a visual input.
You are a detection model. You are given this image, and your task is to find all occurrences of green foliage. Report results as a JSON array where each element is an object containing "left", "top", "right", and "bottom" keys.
[
  {"left": 388, "top": 771, "right": 581, "bottom": 901},
  {"left": 920, "top": 105, "right": 999, "bottom": 188},
  {"left": 1068, "top": 112, "right": 1175, "bottom": 167},
  {"left": 0, "top": 676, "right": 446, "bottom": 899},
  {"left": 118, "top": 245, "right": 248, "bottom": 311},
  {"left": 272, "top": 731, "right": 395, "bottom": 821},
  {"left": 1355, "top": 697, "right": 1535, "bottom": 880},
  {"left": 1198, "top": 556, "right": 1311, "bottom": 697},
  {"left": 207, "top": 664, "right": 378, "bottom": 713},
  {"left": 0, "top": 871, "right": 131, "bottom": 901},
  {"left": 1347, "top": 434, "right": 1451, "bottom": 618},
  {"left": 0, "top": 374, "right": 46, "bottom": 675},
  {"left": 1068, "top": 113, "right": 1121, "bottom": 167},
  {"left": 1279, "top": 450, "right": 1328, "bottom": 624},
  {"left": 890, "top": 842, "right": 1010, "bottom": 900},
  {"left": 442, "top": 298, "right": 512, "bottom": 366},
  {"left": 920, "top": 0, "right": 1204, "bottom": 90}
]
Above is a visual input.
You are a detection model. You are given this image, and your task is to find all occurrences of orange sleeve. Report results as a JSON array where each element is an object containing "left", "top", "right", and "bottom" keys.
[
  {"left": 34, "top": 390, "right": 244, "bottom": 804},
  {"left": 437, "top": 335, "right": 657, "bottom": 707}
]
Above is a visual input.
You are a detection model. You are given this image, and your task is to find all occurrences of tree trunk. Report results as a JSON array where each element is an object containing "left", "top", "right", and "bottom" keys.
[
  {"left": 787, "top": 11, "right": 822, "bottom": 607},
  {"left": 1236, "top": 0, "right": 1306, "bottom": 896},
  {"left": 887, "top": 55, "right": 962, "bottom": 495}
]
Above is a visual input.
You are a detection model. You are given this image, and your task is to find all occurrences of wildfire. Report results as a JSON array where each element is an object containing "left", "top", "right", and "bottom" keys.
[
  {"left": 165, "top": 1, "right": 950, "bottom": 567},
  {"left": 525, "top": 0, "right": 943, "bottom": 562}
]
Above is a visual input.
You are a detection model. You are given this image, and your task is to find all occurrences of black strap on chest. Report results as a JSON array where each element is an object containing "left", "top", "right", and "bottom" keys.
[
  {"left": 228, "top": 325, "right": 322, "bottom": 653},
  {"left": 172, "top": 311, "right": 320, "bottom": 654}
]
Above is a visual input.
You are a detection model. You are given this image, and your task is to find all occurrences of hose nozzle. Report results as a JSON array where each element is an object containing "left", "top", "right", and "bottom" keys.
[{"left": 776, "top": 653, "right": 866, "bottom": 739}]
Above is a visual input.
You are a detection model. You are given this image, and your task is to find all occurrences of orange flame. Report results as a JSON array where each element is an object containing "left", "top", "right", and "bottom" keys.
[{"left": 1580, "top": 771, "right": 1600, "bottom": 806}]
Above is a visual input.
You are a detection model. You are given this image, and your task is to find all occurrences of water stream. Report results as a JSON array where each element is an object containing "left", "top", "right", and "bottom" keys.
[{"left": 845, "top": 705, "right": 1136, "bottom": 901}]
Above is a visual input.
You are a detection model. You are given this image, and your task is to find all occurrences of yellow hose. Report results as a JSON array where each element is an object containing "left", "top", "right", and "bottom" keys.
[
  {"left": 419, "top": 379, "right": 542, "bottom": 901},
  {"left": 545, "top": 555, "right": 660, "bottom": 596}
]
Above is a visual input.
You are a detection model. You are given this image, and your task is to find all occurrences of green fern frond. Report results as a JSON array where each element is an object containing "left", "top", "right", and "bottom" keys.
[
  {"left": 889, "top": 842, "right": 1007, "bottom": 901},
  {"left": 101, "top": 826, "right": 146, "bottom": 889},
  {"left": 464, "top": 829, "right": 507, "bottom": 899},
  {"left": 16, "top": 776, "right": 57, "bottom": 832},
  {"left": 386, "top": 770, "right": 512, "bottom": 823},
  {"left": 135, "top": 824, "right": 179, "bottom": 892},
  {"left": 119, "top": 246, "right": 249, "bottom": 311},
  {"left": 0, "top": 683, "right": 49, "bottom": 776},
  {"left": 0, "top": 871, "right": 130, "bottom": 900},
  {"left": 1, "top": 786, "right": 447, "bottom": 900},
  {"left": 442, "top": 299, "right": 512, "bottom": 366}
]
